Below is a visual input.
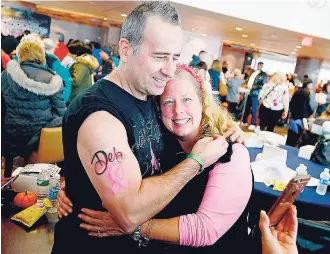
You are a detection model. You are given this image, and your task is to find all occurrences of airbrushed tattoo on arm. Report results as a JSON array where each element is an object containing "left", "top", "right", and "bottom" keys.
[{"left": 91, "top": 147, "right": 128, "bottom": 194}]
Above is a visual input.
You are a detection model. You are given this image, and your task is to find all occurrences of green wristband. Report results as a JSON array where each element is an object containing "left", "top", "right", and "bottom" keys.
[{"left": 187, "top": 153, "right": 204, "bottom": 174}]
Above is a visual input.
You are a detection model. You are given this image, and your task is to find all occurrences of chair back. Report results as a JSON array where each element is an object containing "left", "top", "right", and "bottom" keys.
[{"left": 35, "top": 127, "right": 64, "bottom": 163}]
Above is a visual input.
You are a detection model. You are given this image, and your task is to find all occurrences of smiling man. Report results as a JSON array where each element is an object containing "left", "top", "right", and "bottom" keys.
[{"left": 52, "top": 2, "right": 232, "bottom": 253}]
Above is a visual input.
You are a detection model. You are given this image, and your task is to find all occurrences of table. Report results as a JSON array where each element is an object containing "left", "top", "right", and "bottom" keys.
[
  {"left": 248, "top": 145, "right": 330, "bottom": 221},
  {"left": 1, "top": 191, "right": 54, "bottom": 254}
]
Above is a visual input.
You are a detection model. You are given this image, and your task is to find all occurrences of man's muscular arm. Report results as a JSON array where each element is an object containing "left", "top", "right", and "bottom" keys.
[{"left": 78, "top": 111, "right": 226, "bottom": 233}]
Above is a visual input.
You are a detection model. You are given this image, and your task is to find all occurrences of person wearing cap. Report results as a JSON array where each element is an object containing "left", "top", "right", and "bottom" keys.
[
  {"left": 94, "top": 46, "right": 113, "bottom": 81},
  {"left": 43, "top": 38, "right": 72, "bottom": 104}
]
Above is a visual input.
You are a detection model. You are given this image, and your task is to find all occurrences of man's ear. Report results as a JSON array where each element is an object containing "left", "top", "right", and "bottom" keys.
[{"left": 118, "top": 38, "right": 131, "bottom": 63}]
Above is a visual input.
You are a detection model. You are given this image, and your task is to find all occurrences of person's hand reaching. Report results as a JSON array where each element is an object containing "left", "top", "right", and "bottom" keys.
[
  {"left": 57, "top": 180, "right": 73, "bottom": 218},
  {"left": 191, "top": 135, "right": 228, "bottom": 168},
  {"left": 259, "top": 205, "right": 298, "bottom": 254},
  {"left": 223, "top": 126, "right": 246, "bottom": 145}
]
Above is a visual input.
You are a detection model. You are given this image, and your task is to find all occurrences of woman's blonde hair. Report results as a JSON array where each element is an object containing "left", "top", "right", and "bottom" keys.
[
  {"left": 211, "top": 60, "right": 222, "bottom": 72},
  {"left": 270, "top": 72, "right": 287, "bottom": 85},
  {"left": 172, "top": 67, "right": 235, "bottom": 138},
  {"left": 17, "top": 33, "right": 45, "bottom": 65}
]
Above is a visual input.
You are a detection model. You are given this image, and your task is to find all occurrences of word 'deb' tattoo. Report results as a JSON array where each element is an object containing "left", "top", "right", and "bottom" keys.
[
  {"left": 91, "top": 147, "right": 123, "bottom": 175},
  {"left": 91, "top": 147, "right": 127, "bottom": 194}
]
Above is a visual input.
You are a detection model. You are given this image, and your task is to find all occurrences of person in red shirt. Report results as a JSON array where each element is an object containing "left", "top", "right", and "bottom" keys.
[{"left": 54, "top": 32, "right": 69, "bottom": 61}]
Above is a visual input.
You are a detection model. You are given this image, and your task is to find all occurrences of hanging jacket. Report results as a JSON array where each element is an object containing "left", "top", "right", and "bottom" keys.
[{"left": 1, "top": 60, "right": 66, "bottom": 156}]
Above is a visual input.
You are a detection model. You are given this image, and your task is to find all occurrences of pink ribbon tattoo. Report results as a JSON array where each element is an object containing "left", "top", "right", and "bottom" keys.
[{"left": 108, "top": 162, "right": 128, "bottom": 194}]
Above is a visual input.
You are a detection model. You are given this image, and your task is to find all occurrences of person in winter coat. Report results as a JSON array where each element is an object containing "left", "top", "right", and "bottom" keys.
[
  {"left": 44, "top": 38, "right": 72, "bottom": 103},
  {"left": 1, "top": 38, "right": 66, "bottom": 159},
  {"left": 69, "top": 53, "right": 99, "bottom": 103},
  {"left": 94, "top": 46, "right": 113, "bottom": 81}
]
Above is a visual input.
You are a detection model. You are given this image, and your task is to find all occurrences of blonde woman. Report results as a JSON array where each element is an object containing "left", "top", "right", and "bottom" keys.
[
  {"left": 1, "top": 34, "right": 66, "bottom": 159},
  {"left": 258, "top": 72, "right": 290, "bottom": 132},
  {"left": 208, "top": 60, "right": 226, "bottom": 102},
  {"left": 57, "top": 65, "right": 298, "bottom": 254},
  {"left": 57, "top": 64, "right": 253, "bottom": 252}
]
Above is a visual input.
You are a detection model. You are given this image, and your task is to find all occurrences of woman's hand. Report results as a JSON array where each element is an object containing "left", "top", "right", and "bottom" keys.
[
  {"left": 57, "top": 180, "right": 73, "bottom": 218},
  {"left": 79, "top": 208, "right": 126, "bottom": 237},
  {"left": 259, "top": 206, "right": 298, "bottom": 254},
  {"left": 282, "top": 111, "right": 288, "bottom": 119},
  {"left": 224, "top": 126, "right": 246, "bottom": 145}
]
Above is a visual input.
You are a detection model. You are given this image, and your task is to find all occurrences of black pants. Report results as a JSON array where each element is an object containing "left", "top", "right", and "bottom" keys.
[
  {"left": 228, "top": 102, "right": 237, "bottom": 117},
  {"left": 259, "top": 105, "right": 283, "bottom": 132}
]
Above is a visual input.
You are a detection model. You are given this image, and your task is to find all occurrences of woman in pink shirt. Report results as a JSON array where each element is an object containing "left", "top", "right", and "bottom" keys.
[{"left": 58, "top": 65, "right": 297, "bottom": 254}]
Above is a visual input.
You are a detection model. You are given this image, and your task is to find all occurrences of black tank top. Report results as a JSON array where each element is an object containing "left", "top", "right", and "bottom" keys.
[
  {"left": 145, "top": 131, "right": 254, "bottom": 254},
  {"left": 53, "top": 79, "right": 163, "bottom": 253}
]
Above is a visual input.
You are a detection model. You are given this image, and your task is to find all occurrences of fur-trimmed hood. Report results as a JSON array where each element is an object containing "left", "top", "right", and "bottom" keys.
[
  {"left": 5, "top": 60, "right": 63, "bottom": 96},
  {"left": 76, "top": 54, "right": 99, "bottom": 71}
]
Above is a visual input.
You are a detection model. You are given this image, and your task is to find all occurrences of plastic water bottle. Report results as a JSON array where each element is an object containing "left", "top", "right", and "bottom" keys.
[
  {"left": 48, "top": 174, "right": 60, "bottom": 214},
  {"left": 37, "top": 169, "right": 50, "bottom": 200},
  {"left": 316, "top": 168, "right": 330, "bottom": 195},
  {"left": 296, "top": 164, "right": 307, "bottom": 176}
]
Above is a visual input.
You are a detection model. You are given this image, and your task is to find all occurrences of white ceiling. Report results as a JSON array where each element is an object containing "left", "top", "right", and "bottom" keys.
[{"left": 24, "top": 0, "right": 330, "bottom": 61}]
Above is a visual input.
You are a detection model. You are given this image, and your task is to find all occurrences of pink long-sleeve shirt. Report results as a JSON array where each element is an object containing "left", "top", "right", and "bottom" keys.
[{"left": 179, "top": 144, "right": 253, "bottom": 247}]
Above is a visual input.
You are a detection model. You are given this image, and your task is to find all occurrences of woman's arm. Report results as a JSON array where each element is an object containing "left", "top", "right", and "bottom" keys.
[
  {"left": 141, "top": 144, "right": 253, "bottom": 246},
  {"left": 282, "top": 86, "right": 290, "bottom": 116}
]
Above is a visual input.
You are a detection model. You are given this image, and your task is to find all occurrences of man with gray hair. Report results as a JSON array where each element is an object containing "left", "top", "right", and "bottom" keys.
[
  {"left": 52, "top": 2, "right": 244, "bottom": 253},
  {"left": 54, "top": 32, "right": 69, "bottom": 61},
  {"left": 53, "top": 2, "right": 298, "bottom": 254},
  {"left": 52, "top": 2, "right": 228, "bottom": 252}
]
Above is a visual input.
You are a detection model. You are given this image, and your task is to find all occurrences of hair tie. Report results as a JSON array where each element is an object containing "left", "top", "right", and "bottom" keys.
[{"left": 176, "top": 64, "right": 203, "bottom": 90}]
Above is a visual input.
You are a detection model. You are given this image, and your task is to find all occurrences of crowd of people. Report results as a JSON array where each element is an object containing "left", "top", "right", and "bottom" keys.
[
  {"left": 1, "top": 31, "right": 120, "bottom": 161},
  {"left": 3, "top": 1, "right": 327, "bottom": 254},
  {"left": 190, "top": 50, "right": 330, "bottom": 134}
]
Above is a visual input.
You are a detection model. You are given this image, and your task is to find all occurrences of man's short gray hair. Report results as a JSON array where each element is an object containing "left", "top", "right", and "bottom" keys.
[{"left": 120, "top": 1, "right": 181, "bottom": 55}]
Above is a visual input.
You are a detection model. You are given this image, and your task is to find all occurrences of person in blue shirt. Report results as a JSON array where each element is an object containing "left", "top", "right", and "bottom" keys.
[
  {"left": 44, "top": 38, "right": 72, "bottom": 104},
  {"left": 91, "top": 41, "right": 103, "bottom": 67}
]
